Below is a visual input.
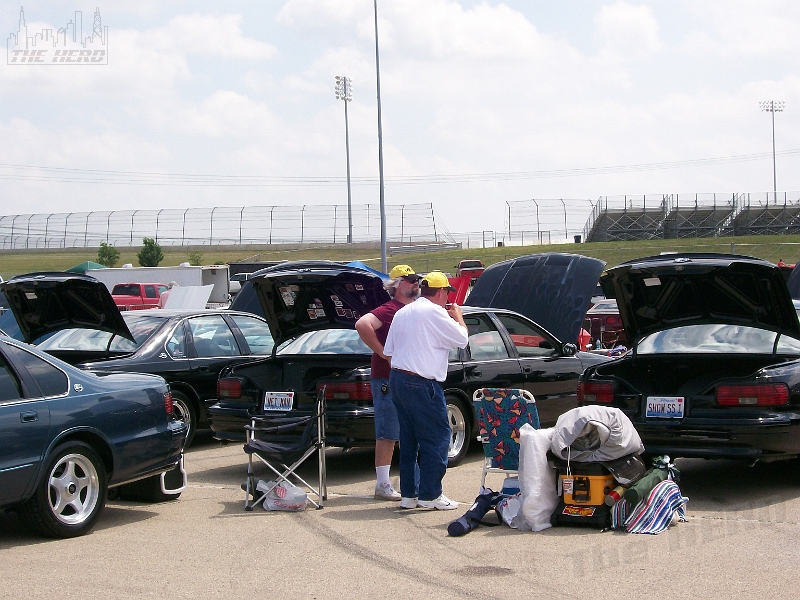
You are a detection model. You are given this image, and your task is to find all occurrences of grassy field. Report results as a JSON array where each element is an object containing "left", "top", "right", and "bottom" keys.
[{"left": 1, "top": 234, "right": 800, "bottom": 278}]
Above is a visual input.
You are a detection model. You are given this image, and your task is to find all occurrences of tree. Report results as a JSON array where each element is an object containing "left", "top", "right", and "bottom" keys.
[
  {"left": 97, "top": 242, "right": 120, "bottom": 267},
  {"left": 188, "top": 251, "right": 203, "bottom": 266},
  {"left": 137, "top": 237, "right": 164, "bottom": 267}
]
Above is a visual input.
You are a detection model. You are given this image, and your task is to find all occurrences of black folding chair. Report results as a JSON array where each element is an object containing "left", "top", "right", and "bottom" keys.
[{"left": 243, "top": 389, "right": 327, "bottom": 510}]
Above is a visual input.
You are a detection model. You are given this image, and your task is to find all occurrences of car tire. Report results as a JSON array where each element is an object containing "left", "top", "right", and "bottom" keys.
[
  {"left": 117, "top": 460, "right": 185, "bottom": 503},
  {"left": 172, "top": 390, "right": 196, "bottom": 447},
  {"left": 446, "top": 395, "right": 471, "bottom": 467},
  {"left": 19, "top": 441, "right": 107, "bottom": 538}
]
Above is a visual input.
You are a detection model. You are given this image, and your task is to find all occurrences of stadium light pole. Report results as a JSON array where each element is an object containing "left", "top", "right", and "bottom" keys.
[
  {"left": 335, "top": 76, "right": 354, "bottom": 243},
  {"left": 760, "top": 100, "right": 784, "bottom": 204},
  {"left": 373, "top": 0, "right": 387, "bottom": 272}
]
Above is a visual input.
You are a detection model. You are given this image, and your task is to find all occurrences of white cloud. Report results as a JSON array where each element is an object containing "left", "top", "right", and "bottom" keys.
[{"left": 594, "top": 1, "right": 663, "bottom": 57}]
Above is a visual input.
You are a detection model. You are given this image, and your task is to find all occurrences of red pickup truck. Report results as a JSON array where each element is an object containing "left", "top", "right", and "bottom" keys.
[
  {"left": 455, "top": 260, "right": 485, "bottom": 282},
  {"left": 111, "top": 282, "right": 169, "bottom": 311}
]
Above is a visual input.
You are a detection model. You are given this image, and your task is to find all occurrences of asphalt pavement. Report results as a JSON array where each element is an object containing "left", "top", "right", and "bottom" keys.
[{"left": 2, "top": 433, "right": 799, "bottom": 599}]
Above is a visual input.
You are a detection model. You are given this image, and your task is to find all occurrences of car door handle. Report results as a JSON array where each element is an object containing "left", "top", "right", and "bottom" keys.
[
  {"left": 466, "top": 366, "right": 482, "bottom": 377},
  {"left": 522, "top": 366, "right": 532, "bottom": 373},
  {"left": 20, "top": 410, "right": 38, "bottom": 423}
]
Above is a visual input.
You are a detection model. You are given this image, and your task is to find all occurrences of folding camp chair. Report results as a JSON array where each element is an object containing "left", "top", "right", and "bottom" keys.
[
  {"left": 243, "top": 389, "right": 327, "bottom": 510},
  {"left": 472, "top": 388, "right": 540, "bottom": 490}
]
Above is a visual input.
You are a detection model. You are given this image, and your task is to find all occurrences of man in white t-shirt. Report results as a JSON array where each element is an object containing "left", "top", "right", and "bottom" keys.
[{"left": 384, "top": 271, "right": 468, "bottom": 510}]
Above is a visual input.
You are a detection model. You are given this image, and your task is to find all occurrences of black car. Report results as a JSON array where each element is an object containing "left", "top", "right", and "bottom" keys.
[
  {"left": 0, "top": 334, "right": 186, "bottom": 538},
  {"left": 579, "top": 253, "right": 800, "bottom": 461},
  {"left": 1, "top": 273, "right": 275, "bottom": 446},
  {"left": 209, "top": 255, "right": 611, "bottom": 465}
]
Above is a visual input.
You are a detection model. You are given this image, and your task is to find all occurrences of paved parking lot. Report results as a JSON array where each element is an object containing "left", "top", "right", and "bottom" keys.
[{"left": 2, "top": 434, "right": 799, "bottom": 599}]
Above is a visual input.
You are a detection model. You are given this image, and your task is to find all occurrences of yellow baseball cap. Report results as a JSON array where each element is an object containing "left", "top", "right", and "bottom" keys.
[
  {"left": 389, "top": 264, "right": 420, "bottom": 280},
  {"left": 420, "top": 271, "right": 456, "bottom": 291}
]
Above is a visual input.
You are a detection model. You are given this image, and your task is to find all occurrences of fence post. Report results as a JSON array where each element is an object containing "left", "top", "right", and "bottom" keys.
[
  {"left": 84, "top": 213, "right": 90, "bottom": 247},
  {"left": 210, "top": 207, "right": 218, "bottom": 246}
]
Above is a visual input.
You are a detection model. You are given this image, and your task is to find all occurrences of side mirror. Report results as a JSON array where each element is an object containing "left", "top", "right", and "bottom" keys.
[{"left": 562, "top": 342, "right": 578, "bottom": 356}]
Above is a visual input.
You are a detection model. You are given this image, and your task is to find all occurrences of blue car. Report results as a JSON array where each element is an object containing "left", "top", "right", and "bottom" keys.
[{"left": 0, "top": 275, "right": 186, "bottom": 538}]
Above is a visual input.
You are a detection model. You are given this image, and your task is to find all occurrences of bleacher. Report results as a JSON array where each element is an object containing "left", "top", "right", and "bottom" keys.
[{"left": 584, "top": 193, "right": 800, "bottom": 242}]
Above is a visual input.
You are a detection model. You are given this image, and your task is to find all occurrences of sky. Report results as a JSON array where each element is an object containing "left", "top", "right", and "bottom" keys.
[{"left": 1, "top": 0, "right": 799, "bottom": 243}]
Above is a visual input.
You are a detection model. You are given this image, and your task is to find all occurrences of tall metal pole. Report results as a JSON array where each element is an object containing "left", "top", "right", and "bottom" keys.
[
  {"left": 335, "top": 76, "right": 353, "bottom": 243},
  {"left": 373, "top": 0, "right": 387, "bottom": 272},
  {"left": 760, "top": 100, "right": 784, "bottom": 204}
]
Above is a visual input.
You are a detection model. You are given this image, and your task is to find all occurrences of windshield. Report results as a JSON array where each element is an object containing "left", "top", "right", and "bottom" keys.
[
  {"left": 637, "top": 324, "right": 800, "bottom": 355},
  {"left": 277, "top": 329, "right": 370, "bottom": 355},
  {"left": 37, "top": 313, "right": 167, "bottom": 352}
]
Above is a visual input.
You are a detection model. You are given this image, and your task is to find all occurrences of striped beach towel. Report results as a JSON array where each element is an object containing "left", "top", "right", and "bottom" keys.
[{"left": 611, "top": 479, "right": 688, "bottom": 534}]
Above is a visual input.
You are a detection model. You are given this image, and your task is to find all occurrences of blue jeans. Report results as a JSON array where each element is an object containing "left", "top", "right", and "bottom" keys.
[
  {"left": 370, "top": 378, "right": 400, "bottom": 441},
  {"left": 389, "top": 370, "right": 450, "bottom": 501}
]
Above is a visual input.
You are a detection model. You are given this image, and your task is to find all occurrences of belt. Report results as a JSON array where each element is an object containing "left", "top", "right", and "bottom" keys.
[{"left": 393, "top": 368, "right": 424, "bottom": 378}]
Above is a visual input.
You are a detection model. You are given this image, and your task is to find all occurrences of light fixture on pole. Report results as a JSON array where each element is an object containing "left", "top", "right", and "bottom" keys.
[
  {"left": 760, "top": 100, "right": 784, "bottom": 204},
  {"left": 335, "top": 75, "right": 354, "bottom": 243},
  {"left": 373, "top": 0, "right": 387, "bottom": 272}
]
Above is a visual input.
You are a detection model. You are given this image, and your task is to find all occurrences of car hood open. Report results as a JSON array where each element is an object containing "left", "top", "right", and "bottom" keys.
[
  {"left": 600, "top": 253, "right": 800, "bottom": 343},
  {"left": 250, "top": 262, "right": 389, "bottom": 346},
  {"left": 0, "top": 272, "right": 134, "bottom": 343},
  {"left": 465, "top": 253, "right": 606, "bottom": 343}
]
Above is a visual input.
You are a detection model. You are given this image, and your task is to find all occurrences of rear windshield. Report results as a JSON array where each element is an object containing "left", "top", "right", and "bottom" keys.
[
  {"left": 37, "top": 313, "right": 167, "bottom": 353},
  {"left": 638, "top": 324, "right": 800, "bottom": 355},
  {"left": 112, "top": 284, "right": 140, "bottom": 296},
  {"left": 459, "top": 261, "right": 482, "bottom": 269},
  {"left": 278, "top": 329, "right": 369, "bottom": 355}
]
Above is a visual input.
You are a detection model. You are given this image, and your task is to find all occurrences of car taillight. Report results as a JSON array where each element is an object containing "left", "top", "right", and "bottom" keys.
[
  {"left": 164, "top": 391, "right": 173, "bottom": 415},
  {"left": 318, "top": 381, "right": 372, "bottom": 401},
  {"left": 217, "top": 378, "right": 243, "bottom": 399},
  {"left": 716, "top": 384, "right": 789, "bottom": 407},
  {"left": 578, "top": 381, "right": 615, "bottom": 404},
  {"left": 606, "top": 316, "right": 619, "bottom": 325}
]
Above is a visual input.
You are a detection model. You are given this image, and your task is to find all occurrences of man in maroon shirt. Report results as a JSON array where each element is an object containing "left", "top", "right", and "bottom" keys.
[{"left": 355, "top": 265, "right": 420, "bottom": 500}]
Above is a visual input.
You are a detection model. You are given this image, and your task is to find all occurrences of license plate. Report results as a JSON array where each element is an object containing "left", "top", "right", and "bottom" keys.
[
  {"left": 646, "top": 396, "right": 684, "bottom": 419},
  {"left": 263, "top": 392, "right": 294, "bottom": 412}
]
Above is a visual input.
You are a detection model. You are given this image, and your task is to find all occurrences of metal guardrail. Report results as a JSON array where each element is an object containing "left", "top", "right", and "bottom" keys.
[{"left": 389, "top": 242, "right": 462, "bottom": 255}]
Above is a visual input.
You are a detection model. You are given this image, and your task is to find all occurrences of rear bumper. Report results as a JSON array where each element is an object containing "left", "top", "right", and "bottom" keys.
[{"left": 636, "top": 416, "right": 800, "bottom": 459}]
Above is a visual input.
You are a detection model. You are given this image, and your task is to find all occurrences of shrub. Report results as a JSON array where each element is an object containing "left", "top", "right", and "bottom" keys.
[
  {"left": 97, "top": 242, "right": 120, "bottom": 268},
  {"left": 137, "top": 237, "right": 164, "bottom": 267}
]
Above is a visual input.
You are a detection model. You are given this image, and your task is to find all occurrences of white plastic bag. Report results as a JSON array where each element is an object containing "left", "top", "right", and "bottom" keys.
[
  {"left": 257, "top": 479, "right": 308, "bottom": 512},
  {"left": 518, "top": 425, "right": 559, "bottom": 532},
  {"left": 495, "top": 493, "right": 530, "bottom": 531}
]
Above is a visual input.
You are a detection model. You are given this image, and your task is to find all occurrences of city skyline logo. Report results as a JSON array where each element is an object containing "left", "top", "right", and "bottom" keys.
[{"left": 7, "top": 6, "right": 108, "bottom": 65}]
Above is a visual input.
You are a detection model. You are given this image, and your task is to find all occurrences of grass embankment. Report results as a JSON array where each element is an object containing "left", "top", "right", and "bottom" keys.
[{"left": 1, "top": 234, "right": 799, "bottom": 278}]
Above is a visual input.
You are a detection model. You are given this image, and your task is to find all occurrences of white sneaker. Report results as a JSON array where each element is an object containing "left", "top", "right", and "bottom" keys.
[
  {"left": 374, "top": 481, "right": 401, "bottom": 501},
  {"left": 417, "top": 494, "right": 459, "bottom": 510},
  {"left": 400, "top": 497, "right": 418, "bottom": 509}
]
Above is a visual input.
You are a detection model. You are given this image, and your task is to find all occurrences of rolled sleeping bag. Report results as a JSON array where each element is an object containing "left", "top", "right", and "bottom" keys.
[
  {"left": 623, "top": 468, "right": 668, "bottom": 505},
  {"left": 447, "top": 490, "right": 501, "bottom": 537}
]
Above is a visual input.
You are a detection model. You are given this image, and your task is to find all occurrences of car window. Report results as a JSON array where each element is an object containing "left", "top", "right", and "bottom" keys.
[
  {"left": 144, "top": 285, "right": 157, "bottom": 299},
  {"left": 188, "top": 315, "right": 241, "bottom": 357},
  {"left": 589, "top": 300, "right": 617, "bottom": 312},
  {"left": 228, "top": 314, "right": 275, "bottom": 355},
  {"left": 464, "top": 316, "right": 509, "bottom": 361},
  {"left": 278, "top": 329, "right": 369, "bottom": 354},
  {"left": 37, "top": 314, "right": 165, "bottom": 353},
  {"left": 166, "top": 322, "right": 186, "bottom": 358},
  {"left": 495, "top": 314, "right": 553, "bottom": 357},
  {"left": 158, "top": 285, "right": 169, "bottom": 296},
  {"left": 112, "top": 284, "right": 139, "bottom": 296},
  {"left": 0, "top": 350, "right": 23, "bottom": 402},
  {"left": 638, "top": 324, "right": 779, "bottom": 354},
  {"left": 4, "top": 344, "right": 68, "bottom": 397},
  {"left": 776, "top": 335, "right": 800, "bottom": 354}
]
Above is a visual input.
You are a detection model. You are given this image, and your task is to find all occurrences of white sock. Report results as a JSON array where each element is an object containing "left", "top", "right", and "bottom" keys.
[{"left": 376, "top": 465, "right": 391, "bottom": 485}]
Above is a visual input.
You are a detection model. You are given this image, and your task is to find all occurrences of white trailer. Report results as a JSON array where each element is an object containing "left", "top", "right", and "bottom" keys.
[{"left": 88, "top": 264, "right": 230, "bottom": 304}]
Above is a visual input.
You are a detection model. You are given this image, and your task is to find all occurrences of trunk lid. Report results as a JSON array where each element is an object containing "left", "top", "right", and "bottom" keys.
[
  {"left": 0, "top": 272, "right": 133, "bottom": 343},
  {"left": 465, "top": 252, "right": 606, "bottom": 344},
  {"left": 601, "top": 253, "right": 800, "bottom": 344},
  {"left": 249, "top": 262, "right": 389, "bottom": 346}
]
